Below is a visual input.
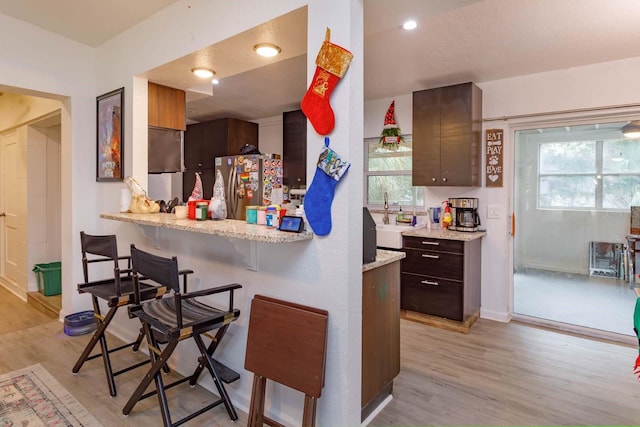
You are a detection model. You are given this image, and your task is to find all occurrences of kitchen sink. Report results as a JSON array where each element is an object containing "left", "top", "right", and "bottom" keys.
[{"left": 376, "top": 223, "right": 425, "bottom": 249}]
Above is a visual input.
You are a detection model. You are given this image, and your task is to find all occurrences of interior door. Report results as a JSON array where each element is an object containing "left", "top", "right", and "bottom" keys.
[{"left": 1, "top": 132, "right": 20, "bottom": 285}]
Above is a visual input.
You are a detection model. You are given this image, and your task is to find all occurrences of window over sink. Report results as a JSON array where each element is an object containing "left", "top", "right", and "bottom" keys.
[{"left": 365, "top": 135, "right": 423, "bottom": 209}]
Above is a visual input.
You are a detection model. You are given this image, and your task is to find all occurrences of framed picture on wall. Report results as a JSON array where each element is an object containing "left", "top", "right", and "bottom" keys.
[{"left": 96, "top": 87, "right": 124, "bottom": 181}]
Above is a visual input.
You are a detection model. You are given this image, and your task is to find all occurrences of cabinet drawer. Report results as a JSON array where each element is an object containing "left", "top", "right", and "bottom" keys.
[
  {"left": 400, "top": 273, "right": 463, "bottom": 321},
  {"left": 402, "top": 249, "right": 463, "bottom": 281},
  {"left": 403, "top": 236, "right": 463, "bottom": 253}
]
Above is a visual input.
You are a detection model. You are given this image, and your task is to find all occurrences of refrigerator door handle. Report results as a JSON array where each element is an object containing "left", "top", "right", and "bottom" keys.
[{"left": 227, "top": 166, "right": 235, "bottom": 218}]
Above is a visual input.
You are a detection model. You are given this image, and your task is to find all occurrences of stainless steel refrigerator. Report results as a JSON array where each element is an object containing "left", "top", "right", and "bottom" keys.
[{"left": 214, "top": 154, "right": 284, "bottom": 220}]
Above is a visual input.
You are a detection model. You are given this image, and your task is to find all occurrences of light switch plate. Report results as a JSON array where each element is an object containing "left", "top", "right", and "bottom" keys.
[{"left": 487, "top": 204, "right": 501, "bottom": 219}]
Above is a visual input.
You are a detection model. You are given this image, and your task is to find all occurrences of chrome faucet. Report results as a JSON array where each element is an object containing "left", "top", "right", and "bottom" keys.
[{"left": 382, "top": 192, "right": 390, "bottom": 224}]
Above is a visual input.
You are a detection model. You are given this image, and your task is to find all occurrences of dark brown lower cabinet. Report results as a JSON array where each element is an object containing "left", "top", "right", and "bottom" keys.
[
  {"left": 401, "top": 236, "right": 481, "bottom": 323},
  {"left": 362, "top": 259, "right": 400, "bottom": 421}
]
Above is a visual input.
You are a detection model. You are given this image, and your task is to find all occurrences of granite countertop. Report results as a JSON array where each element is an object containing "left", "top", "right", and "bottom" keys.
[
  {"left": 363, "top": 249, "right": 406, "bottom": 272},
  {"left": 401, "top": 227, "right": 486, "bottom": 241},
  {"left": 101, "top": 212, "right": 314, "bottom": 244}
]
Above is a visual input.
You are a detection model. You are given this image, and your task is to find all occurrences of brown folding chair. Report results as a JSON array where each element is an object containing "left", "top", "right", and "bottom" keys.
[
  {"left": 122, "top": 245, "right": 242, "bottom": 427},
  {"left": 72, "top": 231, "right": 177, "bottom": 396}
]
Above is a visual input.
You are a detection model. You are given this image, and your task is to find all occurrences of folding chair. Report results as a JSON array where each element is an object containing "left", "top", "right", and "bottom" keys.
[
  {"left": 123, "top": 245, "right": 242, "bottom": 427},
  {"left": 72, "top": 231, "right": 176, "bottom": 396}
]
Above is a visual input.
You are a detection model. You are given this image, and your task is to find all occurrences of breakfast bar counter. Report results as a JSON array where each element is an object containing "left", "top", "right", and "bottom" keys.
[{"left": 101, "top": 212, "right": 314, "bottom": 244}]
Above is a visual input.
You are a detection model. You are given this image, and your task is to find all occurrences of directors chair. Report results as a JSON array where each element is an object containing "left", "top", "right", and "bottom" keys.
[
  {"left": 72, "top": 231, "right": 174, "bottom": 396},
  {"left": 122, "top": 245, "right": 242, "bottom": 427}
]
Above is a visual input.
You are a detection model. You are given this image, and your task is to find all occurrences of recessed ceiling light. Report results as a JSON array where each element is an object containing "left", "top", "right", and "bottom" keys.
[
  {"left": 211, "top": 78, "right": 219, "bottom": 85},
  {"left": 253, "top": 43, "right": 281, "bottom": 57},
  {"left": 402, "top": 20, "right": 417, "bottom": 31},
  {"left": 191, "top": 67, "right": 215, "bottom": 79}
]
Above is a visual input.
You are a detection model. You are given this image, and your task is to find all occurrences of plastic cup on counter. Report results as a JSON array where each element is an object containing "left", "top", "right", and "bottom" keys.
[
  {"left": 246, "top": 206, "right": 258, "bottom": 224},
  {"left": 257, "top": 207, "right": 267, "bottom": 225},
  {"left": 174, "top": 205, "right": 188, "bottom": 219}
]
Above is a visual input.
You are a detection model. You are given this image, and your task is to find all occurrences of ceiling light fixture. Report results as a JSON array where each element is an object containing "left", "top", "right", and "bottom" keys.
[
  {"left": 402, "top": 20, "right": 417, "bottom": 30},
  {"left": 253, "top": 43, "right": 281, "bottom": 58},
  {"left": 623, "top": 121, "right": 640, "bottom": 139},
  {"left": 211, "top": 78, "right": 219, "bottom": 85},
  {"left": 191, "top": 67, "right": 215, "bottom": 79}
]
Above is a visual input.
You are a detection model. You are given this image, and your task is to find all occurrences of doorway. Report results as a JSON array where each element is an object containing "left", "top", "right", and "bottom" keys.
[
  {"left": 513, "top": 119, "right": 640, "bottom": 340},
  {"left": 0, "top": 111, "right": 61, "bottom": 310}
]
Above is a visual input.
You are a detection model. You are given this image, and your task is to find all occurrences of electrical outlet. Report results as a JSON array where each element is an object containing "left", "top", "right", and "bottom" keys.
[{"left": 487, "top": 204, "right": 501, "bottom": 219}]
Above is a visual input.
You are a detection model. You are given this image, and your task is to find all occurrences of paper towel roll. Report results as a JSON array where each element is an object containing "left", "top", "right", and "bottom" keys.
[{"left": 120, "top": 188, "right": 131, "bottom": 212}]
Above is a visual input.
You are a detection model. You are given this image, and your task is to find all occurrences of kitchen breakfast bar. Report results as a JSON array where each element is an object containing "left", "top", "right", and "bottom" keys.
[{"left": 100, "top": 212, "right": 405, "bottom": 424}]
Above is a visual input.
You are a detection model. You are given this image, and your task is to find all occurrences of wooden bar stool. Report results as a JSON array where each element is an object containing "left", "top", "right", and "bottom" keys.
[{"left": 245, "top": 295, "right": 328, "bottom": 427}]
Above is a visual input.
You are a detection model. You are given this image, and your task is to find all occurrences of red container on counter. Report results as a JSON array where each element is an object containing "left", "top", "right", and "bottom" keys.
[{"left": 187, "top": 199, "right": 208, "bottom": 219}]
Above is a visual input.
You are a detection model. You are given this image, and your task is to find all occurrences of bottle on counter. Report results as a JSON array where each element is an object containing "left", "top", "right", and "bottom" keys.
[{"left": 295, "top": 205, "right": 307, "bottom": 231}]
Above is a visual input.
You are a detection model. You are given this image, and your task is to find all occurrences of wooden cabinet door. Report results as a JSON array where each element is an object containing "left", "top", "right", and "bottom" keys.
[
  {"left": 148, "top": 82, "right": 186, "bottom": 131},
  {"left": 283, "top": 110, "right": 307, "bottom": 188},
  {"left": 184, "top": 120, "right": 227, "bottom": 170},
  {"left": 227, "top": 118, "right": 259, "bottom": 156},
  {"left": 413, "top": 82, "right": 482, "bottom": 186},
  {"left": 440, "top": 82, "right": 482, "bottom": 186},
  {"left": 412, "top": 88, "right": 441, "bottom": 186},
  {"left": 362, "top": 261, "right": 400, "bottom": 411}
]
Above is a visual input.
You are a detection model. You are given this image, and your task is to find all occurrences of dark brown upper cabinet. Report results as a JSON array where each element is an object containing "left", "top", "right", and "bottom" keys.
[
  {"left": 183, "top": 118, "right": 258, "bottom": 170},
  {"left": 148, "top": 82, "right": 186, "bottom": 131},
  {"left": 412, "top": 82, "right": 482, "bottom": 187},
  {"left": 282, "top": 110, "right": 307, "bottom": 189}
]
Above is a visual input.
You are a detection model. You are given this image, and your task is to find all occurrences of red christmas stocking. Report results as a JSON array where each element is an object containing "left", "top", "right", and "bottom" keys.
[{"left": 301, "top": 28, "right": 353, "bottom": 135}]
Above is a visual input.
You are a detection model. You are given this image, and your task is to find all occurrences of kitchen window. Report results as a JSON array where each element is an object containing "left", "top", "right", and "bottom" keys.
[
  {"left": 365, "top": 135, "right": 423, "bottom": 208},
  {"left": 537, "top": 122, "right": 640, "bottom": 210}
]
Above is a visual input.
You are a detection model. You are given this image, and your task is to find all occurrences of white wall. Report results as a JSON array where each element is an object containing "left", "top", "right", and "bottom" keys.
[
  {"left": 0, "top": 11, "right": 97, "bottom": 313},
  {"left": 255, "top": 115, "right": 283, "bottom": 156}
]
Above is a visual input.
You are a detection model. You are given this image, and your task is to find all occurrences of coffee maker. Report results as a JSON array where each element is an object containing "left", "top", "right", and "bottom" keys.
[{"left": 448, "top": 197, "right": 480, "bottom": 232}]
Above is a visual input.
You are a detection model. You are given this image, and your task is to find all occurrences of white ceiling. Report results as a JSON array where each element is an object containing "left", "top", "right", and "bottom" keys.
[{"left": 3, "top": 0, "right": 640, "bottom": 123}]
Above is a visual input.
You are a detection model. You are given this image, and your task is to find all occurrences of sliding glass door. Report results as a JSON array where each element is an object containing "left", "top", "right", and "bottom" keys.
[{"left": 513, "top": 120, "right": 640, "bottom": 338}]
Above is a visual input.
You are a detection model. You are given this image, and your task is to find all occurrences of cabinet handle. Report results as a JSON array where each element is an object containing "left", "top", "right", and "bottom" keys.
[
  {"left": 421, "top": 241, "right": 440, "bottom": 246},
  {"left": 431, "top": 177, "right": 437, "bottom": 182},
  {"left": 421, "top": 254, "right": 440, "bottom": 259},
  {"left": 442, "top": 177, "right": 447, "bottom": 182},
  {"left": 421, "top": 280, "right": 439, "bottom": 286},
  {"left": 198, "top": 162, "right": 203, "bottom": 167}
]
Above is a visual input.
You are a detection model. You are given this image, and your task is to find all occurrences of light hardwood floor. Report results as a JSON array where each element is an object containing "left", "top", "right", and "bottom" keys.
[
  {"left": 372, "top": 317, "right": 640, "bottom": 426},
  {"left": 3, "top": 286, "right": 640, "bottom": 426},
  {"left": 0, "top": 286, "right": 246, "bottom": 426}
]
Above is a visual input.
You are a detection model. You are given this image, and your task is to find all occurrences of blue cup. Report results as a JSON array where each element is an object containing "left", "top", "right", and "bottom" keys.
[{"left": 429, "top": 207, "right": 440, "bottom": 224}]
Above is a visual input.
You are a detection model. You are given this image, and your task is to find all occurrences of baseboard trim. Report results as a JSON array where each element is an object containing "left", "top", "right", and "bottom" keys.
[
  {"left": 512, "top": 313, "right": 637, "bottom": 346},
  {"left": 362, "top": 394, "right": 392, "bottom": 427},
  {"left": 0, "top": 278, "right": 27, "bottom": 301},
  {"left": 480, "top": 308, "right": 511, "bottom": 323}
]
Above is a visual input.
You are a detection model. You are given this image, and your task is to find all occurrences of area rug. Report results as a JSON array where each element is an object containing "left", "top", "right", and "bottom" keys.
[{"left": 0, "top": 363, "right": 101, "bottom": 426}]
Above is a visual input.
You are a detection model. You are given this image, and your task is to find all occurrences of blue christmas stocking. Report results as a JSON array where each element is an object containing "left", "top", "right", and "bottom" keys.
[{"left": 304, "top": 142, "right": 350, "bottom": 236}]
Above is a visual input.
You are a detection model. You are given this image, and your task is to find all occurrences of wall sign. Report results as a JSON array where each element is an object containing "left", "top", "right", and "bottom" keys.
[{"left": 485, "top": 129, "right": 504, "bottom": 187}]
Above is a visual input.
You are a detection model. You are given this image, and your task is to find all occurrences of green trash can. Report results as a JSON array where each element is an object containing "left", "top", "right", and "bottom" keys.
[{"left": 32, "top": 262, "right": 62, "bottom": 296}]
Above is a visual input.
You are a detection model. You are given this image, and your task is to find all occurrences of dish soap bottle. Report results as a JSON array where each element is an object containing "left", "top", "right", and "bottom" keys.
[
  {"left": 396, "top": 206, "right": 403, "bottom": 223},
  {"left": 442, "top": 201, "right": 452, "bottom": 229}
]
